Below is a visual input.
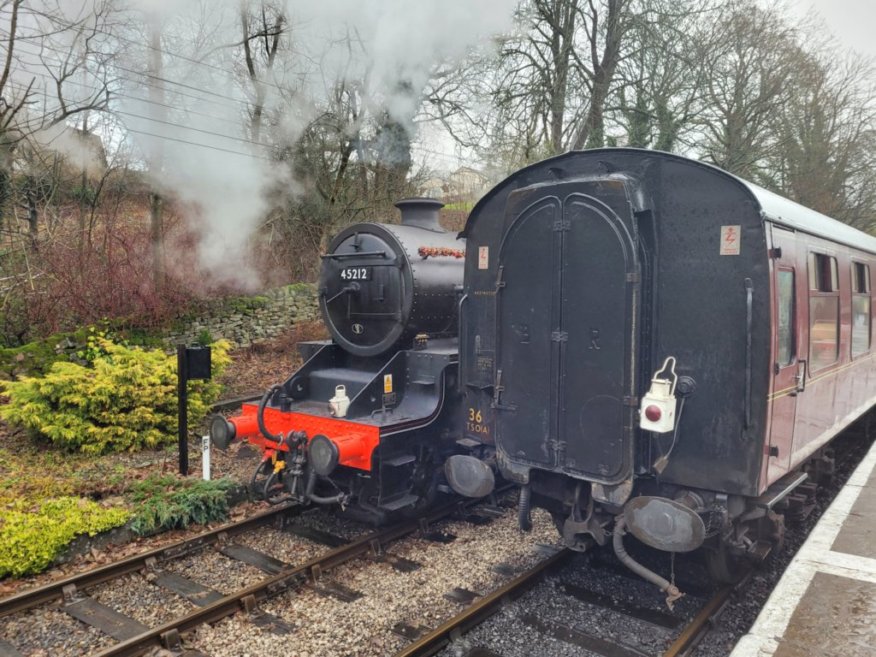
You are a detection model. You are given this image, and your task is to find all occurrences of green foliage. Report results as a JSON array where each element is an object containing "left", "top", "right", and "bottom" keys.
[
  {"left": 0, "top": 323, "right": 167, "bottom": 379},
  {"left": 0, "top": 327, "right": 91, "bottom": 378},
  {"left": 196, "top": 329, "right": 214, "bottom": 345},
  {"left": 0, "top": 497, "right": 128, "bottom": 578},
  {"left": 70, "top": 184, "right": 98, "bottom": 207},
  {"left": 127, "top": 475, "right": 236, "bottom": 535},
  {"left": 0, "top": 336, "right": 231, "bottom": 454}
]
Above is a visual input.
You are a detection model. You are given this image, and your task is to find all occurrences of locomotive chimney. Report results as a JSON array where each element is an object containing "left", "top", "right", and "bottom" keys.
[{"left": 395, "top": 197, "right": 444, "bottom": 231}]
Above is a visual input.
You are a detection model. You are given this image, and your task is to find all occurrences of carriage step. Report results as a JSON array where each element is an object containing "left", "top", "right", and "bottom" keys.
[{"left": 754, "top": 472, "right": 808, "bottom": 509}]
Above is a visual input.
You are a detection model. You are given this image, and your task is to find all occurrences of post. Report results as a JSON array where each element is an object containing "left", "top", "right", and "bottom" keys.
[
  {"left": 177, "top": 344, "right": 188, "bottom": 475},
  {"left": 177, "top": 344, "right": 212, "bottom": 476},
  {"left": 202, "top": 435, "right": 211, "bottom": 481}
]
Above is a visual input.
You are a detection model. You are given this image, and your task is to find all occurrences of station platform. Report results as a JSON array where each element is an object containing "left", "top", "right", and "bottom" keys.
[{"left": 730, "top": 440, "right": 876, "bottom": 657}]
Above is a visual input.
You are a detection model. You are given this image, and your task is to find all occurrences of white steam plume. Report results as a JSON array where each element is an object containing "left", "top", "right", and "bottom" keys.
[{"left": 116, "top": 0, "right": 515, "bottom": 289}]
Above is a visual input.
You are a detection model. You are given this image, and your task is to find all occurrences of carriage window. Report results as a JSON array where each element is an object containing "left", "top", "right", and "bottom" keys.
[
  {"left": 852, "top": 262, "right": 871, "bottom": 357},
  {"left": 809, "top": 253, "right": 839, "bottom": 370},
  {"left": 809, "top": 253, "right": 838, "bottom": 291},
  {"left": 777, "top": 269, "right": 795, "bottom": 366}
]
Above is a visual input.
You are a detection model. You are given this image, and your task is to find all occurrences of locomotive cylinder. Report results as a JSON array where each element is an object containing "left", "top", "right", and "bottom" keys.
[{"left": 319, "top": 198, "right": 465, "bottom": 357}]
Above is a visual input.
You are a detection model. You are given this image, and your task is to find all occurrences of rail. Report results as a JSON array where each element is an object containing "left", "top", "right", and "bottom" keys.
[{"left": 0, "top": 502, "right": 297, "bottom": 619}]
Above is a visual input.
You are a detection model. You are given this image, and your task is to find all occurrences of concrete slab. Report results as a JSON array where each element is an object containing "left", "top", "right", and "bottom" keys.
[
  {"left": 772, "top": 572, "right": 876, "bottom": 657},
  {"left": 730, "top": 439, "right": 876, "bottom": 657}
]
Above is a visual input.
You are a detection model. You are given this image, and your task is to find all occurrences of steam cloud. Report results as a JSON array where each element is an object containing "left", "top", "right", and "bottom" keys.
[{"left": 116, "top": 0, "right": 516, "bottom": 289}]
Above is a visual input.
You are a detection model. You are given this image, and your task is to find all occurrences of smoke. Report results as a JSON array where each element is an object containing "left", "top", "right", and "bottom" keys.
[
  {"left": 111, "top": 0, "right": 515, "bottom": 289},
  {"left": 285, "top": 0, "right": 515, "bottom": 125},
  {"left": 32, "top": 123, "right": 108, "bottom": 177}
]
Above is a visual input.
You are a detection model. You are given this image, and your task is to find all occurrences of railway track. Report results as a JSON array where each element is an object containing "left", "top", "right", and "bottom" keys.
[
  {"left": 208, "top": 393, "right": 261, "bottom": 413},
  {"left": 0, "top": 502, "right": 299, "bottom": 620},
  {"left": 394, "top": 551, "right": 752, "bottom": 657},
  {"left": 0, "top": 492, "right": 525, "bottom": 657}
]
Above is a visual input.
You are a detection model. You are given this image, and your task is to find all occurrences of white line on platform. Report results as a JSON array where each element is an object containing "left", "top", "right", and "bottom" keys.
[{"left": 729, "top": 439, "right": 876, "bottom": 657}]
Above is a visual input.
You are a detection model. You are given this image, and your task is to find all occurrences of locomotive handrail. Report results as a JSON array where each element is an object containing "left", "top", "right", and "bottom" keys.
[
  {"left": 744, "top": 278, "right": 753, "bottom": 428},
  {"left": 320, "top": 250, "right": 388, "bottom": 259},
  {"left": 457, "top": 292, "right": 469, "bottom": 394}
]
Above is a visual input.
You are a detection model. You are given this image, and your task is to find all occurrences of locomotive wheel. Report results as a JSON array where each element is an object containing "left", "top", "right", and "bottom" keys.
[{"left": 399, "top": 459, "right": 440, "bottom": 519}]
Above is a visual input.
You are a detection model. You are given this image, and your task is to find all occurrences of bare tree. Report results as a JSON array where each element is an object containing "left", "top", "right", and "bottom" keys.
[
  {"left": 570, "top": 0, "right": 635, "bottom": 149},
  {"left": 768, "top": 48, "right": 876, "bottom": 228},
  {"left": 611, "top": 0, "right": 712, "bottom": 151},
  {"left": 695, "top": 1, "right": 799, "bottom": 178},
  {"left": 239, "top": 1, "right": 284, "bottom": 143},
  {"left": 0, "top": 0, "right": 115, "bottom": 234}
]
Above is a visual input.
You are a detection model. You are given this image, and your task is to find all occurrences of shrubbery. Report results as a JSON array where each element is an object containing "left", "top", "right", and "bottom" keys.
[
  {"left": 0, "top": 335, "right": 231, "bottom": 453},
  {"left": 128, "top": 475, "right": 237, "bottom": 535},
  {"left": 0, "top": 497, "right": 129, "bottom": 578}
]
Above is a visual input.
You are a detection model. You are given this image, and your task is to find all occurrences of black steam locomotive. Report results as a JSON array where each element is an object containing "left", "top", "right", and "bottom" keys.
[
  {"left": 446, "top": 148, "right": 876, "bottom": 600},
  {"left": 213, "top": 149, "right": 876, "bottom": 598},
  {"left": 211, "top": 198, "right": 469, "bottom": 523}
]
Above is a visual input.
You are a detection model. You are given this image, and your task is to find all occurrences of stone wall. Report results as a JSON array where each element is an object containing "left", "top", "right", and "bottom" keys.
[{"left": 168, "top": 284, "right": 320, "bottom": 348}]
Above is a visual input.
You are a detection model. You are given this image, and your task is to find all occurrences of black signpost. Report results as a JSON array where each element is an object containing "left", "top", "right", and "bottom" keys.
[{"left": 177, "top": 344, "right": 212, "bottom": 475}]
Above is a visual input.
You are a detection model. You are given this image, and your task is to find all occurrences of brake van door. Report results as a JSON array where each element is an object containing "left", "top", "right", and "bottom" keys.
[
  {"left": 493, "top": 195, "right": 561, "bottom": 469},
  {"left": 558, "top": 193, "right": 637, "bottom": 483},
  {"left": 493, "top": 186, "right": 637, "bottom": 483},
  {"left": 766, "top": 225, "right": 801, "bottom": 479}
]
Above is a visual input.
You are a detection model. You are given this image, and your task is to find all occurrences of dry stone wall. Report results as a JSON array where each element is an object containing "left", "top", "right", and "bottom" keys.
[{"left": 168, "top": 284, "right": 319, "bottom": 348}]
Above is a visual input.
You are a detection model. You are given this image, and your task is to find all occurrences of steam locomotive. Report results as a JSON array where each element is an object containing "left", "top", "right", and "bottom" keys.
[
  {"left": 212, "top": 149, "right": 876, "bottom": 598},
  {"left": 210, "top": 198, "right": 471, "bottom": 523},
  {"left": 447, "top": 148, "right": 876, "bottom": 601}
]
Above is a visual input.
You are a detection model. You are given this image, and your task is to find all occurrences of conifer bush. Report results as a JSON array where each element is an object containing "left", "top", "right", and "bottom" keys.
[
  {"left": 0, "top": 336, "right": 231, "bottom": 453},
  {"left": 127, "top": 475, "right": 237, "bottom": 535}
]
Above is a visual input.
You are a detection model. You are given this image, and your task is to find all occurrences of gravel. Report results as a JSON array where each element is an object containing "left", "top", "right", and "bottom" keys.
[
  {"left": 186, "top": 503, "right": 561, "bottom": 657},
  {"left": 438, "top": 432, "right": 875, "bottom": 657},
  {"left": 90, "top": 573, "right": 194, "bottom": 627},
  {"left": 162, "top": 548, "right": 267, "bottom": 595},
  {"left": 232, "top": 526, "right": 333, "bottom": 565},
  {"left": 5, "top": 427, "right": 865, "bottom": 657},
  {"left": 0, "top": 608, "right": 115, "bottom": 657}
]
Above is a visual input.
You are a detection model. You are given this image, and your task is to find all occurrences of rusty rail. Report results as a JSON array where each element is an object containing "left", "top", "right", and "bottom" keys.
[
  {"left": 392, "top": 549, "right": 572, "bottom": 657},
  {"left": 90, "top": 495, "right": 507, "bottom": 657},
  {"left": 0, "top": 502, "right": 297, "bottom": 619},
  {"left": 662, "top": 571, "right": 753, "bottom": 657},
  {"left": 209, "top": 392, "right": 261, "bottom": 412}
]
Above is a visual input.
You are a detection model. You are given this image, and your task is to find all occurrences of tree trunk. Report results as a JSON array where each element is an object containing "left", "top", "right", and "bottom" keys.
[{"left": 147, "top": 19, "right": 164, "bottom": 290}]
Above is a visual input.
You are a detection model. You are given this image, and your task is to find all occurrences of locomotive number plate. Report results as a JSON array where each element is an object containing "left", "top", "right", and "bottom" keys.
[{"left": 340, "top": 267, "right": 371, "bottom": 281}]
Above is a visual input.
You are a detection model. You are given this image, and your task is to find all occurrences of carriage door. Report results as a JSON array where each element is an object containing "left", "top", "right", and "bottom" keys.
[
  {"left": 767, "top": 225, "right": 802, "bottom": 478},
  {"left": 494, "top": 189, "right": 637, "bottom": 484}
]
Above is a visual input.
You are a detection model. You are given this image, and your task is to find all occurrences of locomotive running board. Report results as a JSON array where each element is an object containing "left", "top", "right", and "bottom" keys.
[{"left": 754, "top": 472, "right": 809, "bottom": 509}]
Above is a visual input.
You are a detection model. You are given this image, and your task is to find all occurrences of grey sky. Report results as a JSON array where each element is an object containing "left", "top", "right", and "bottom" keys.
[{"left": 785, "top": 0, "right": 876, "bottom": 58}]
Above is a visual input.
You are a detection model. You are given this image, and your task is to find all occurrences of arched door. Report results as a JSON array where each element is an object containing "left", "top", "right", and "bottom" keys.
[{"left": 495, "top": 189, "right": 638, "bottom": 484}]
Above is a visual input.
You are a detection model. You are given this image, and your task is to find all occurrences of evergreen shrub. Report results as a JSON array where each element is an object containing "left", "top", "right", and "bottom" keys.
[
  {"left": 0, "top": 336, "right": 231, "bottom": 453},
  {"left": 127, "top": 475, "right": 237, "bottom": 535}
]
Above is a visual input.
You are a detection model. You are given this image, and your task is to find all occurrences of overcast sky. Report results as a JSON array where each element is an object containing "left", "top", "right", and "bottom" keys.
[{"left": 785, "top": 0, "right": 876, "bottom": 58}]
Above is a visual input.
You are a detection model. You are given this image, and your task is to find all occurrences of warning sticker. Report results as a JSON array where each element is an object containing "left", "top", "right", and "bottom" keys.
[
  {"left": 383, "top": 374, "right": 393, "bottom": 394},
  {"left": 478, "top": 246, "right": 489, "bottom": 269},
  {"left": 720, "top": 225, "right": 741, "bottom": 255}
]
